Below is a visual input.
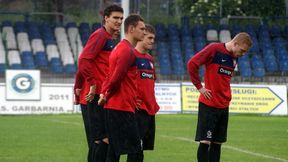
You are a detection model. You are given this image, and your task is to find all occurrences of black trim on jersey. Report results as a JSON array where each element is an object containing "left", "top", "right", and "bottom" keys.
[
  {"left": 135, "top": 58, "right": 153, "bottom": 70},
  {"left": 102, "top": 39, "right": 115, "bottom": 51},
  {"left": 212, "top": 52, "right": 235, "bottom": 68}
]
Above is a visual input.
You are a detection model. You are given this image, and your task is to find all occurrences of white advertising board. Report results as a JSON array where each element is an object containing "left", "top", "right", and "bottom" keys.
[
  {"left": 0, "top": 83, "right": 74, "bottom": 114},
  {"left": 155, "top": 83, "right": 181, "bottom": 113}
]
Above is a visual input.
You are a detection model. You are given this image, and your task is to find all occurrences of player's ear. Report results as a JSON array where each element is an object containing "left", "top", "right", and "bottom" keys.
[{"left": 129, "top": 25, "right": 135, "bottom": 33}]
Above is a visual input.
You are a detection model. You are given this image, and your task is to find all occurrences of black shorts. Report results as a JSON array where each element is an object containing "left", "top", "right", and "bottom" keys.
[
  {"left": 135, "top": 109, "right": 156, "bottom": 150},
  {"left": 195, "top": 102, "right": 229, "bottom": 143},
  {"left": 106, "top": 109, "right": 142, "bottom": 156},
  {"left": 87, "top": 94, "right": 107, "bottom": 141}
]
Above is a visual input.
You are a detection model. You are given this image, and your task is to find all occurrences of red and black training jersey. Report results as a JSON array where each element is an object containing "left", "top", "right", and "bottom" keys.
[
  {"left": 187, "top": 43, "right": 237, "bottom": 109},
  {"left": 134, "top": 50, "right": 160, "bottom": 115},
  {"left": 74, "top": 27, "right": 115, "bottom": 104},
  {"left": 103, "top": 39, "right": 137, "bottom": 112}
]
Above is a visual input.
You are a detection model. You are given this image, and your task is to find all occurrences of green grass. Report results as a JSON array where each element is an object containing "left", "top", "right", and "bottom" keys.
[{"left": 0, "top": 114, "right": 287, "bottom": 162}]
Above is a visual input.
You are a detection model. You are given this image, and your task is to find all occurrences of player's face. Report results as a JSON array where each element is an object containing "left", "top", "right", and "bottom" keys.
[
  {"left": 142, "top": 32, "right": 155, "bottom": 50},
  {"left": 132, "top": 21, "right": 146, "bottom": 42},
  {"left": 105, "top": 11, "right": 123, "bottom": 32},
  {"left": 232, "top": 42, "right": 250, "bottom": 58}
]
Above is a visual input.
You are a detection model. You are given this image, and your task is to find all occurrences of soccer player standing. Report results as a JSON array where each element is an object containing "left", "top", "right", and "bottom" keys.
[
  {"left": 74, "top": 4, "right": 123, "bottom": 162},
  {"left": 98, "top": 14, "right": 146, "bottom": 162},
  {"left": 127, "top": 24, "right": 160, "bottom": 161},
  {"left": 187, "top": 32, "right": 252, "bottom": 162}
]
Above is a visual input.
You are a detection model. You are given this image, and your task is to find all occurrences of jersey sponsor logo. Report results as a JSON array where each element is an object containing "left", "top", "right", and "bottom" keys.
[
  {"left": 140, "top": 71, "right": 154, "bottom": 79},
  {"left": 218, "top": 66, "right": 233, "bottom": 76}
]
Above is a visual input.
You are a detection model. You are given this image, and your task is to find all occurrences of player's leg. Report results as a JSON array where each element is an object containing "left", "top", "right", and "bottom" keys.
[
  {"left": 106, "top": 109, "right": 142, "bottom": 162},
  {"left": 195, "top": 102, "right": 217, "bottom": 162},
  {"left": 209, "top": 108, "right": 229, "bottom": 162},
  {"left": 92, "top": 101, "right": 109, "bottom": 162},
  {"left": 127, "top": 109, "right": 149, "bottom": 162},
  {"left": 209, "top": 142, "right": 222, "bottom": 162},
  {"left": 142, "top": 114, "right": 156, "bottom": 150},
  {"left": 87, "top": 95, "right": 104, "bottom": 162},
  {"left": 81, "top": 104, "right": 92, "bottom": 162}
]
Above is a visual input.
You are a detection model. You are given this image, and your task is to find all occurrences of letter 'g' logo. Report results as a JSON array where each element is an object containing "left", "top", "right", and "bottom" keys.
[{"left": 11, "top": 73, "right": 35, "bottom": 93}]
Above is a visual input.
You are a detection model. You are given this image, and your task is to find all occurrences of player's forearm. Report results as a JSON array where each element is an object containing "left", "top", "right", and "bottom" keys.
[{"left": 187, "top": 60, "right": 202, "bottom": 89}]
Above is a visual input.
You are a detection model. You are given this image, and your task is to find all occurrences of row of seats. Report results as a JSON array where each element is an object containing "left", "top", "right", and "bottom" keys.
[
  {"left": 0, "top": 21, "right": 99, "bottom": 74},
  {"left": 155, "top": 17, "right": 288, "bottom": 77}
]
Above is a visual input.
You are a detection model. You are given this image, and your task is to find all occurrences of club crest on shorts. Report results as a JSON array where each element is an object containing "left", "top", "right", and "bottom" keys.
[{"left": 207, "top": 130, "right": 212, "bottom": 139}]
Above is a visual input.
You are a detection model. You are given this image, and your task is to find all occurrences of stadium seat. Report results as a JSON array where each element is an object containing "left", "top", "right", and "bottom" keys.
[
  {"left": 279, "top": 59, "right": 288, "bottom": 72},
  {"left": 219, "top": 30, "right": 231, "bottom": 43},
  {"left": 2, "top": 26, "right": 17, "bottom": 50},
  {"left": 0, "top": 64, "right": 5, "bottom": 73},
  {"left": 240, "top": 67, "right": 252, "bottom": 77},
  {"left": 92, "top": 22, "right": 101, "bottom": 32},
  {"left": 253, "top": 67, "right": 265, "bottom": 77},
  {"left": 265, "top": 60, "right": 278, "bottom": 72},
  {"left": 206, "top": 29, "right": 218, "bottom": 42},
  {"left": 8, "top": 50, "right": 22, "bottom": 69}
]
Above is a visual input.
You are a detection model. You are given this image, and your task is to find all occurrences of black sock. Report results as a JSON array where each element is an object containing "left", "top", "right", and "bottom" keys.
[
  {"left": 127, "top": 151, "right": 144, "bottom": 162},
  {"left": 106, "top": 144, "right": 120, "bottom": 162},
  {"left": 197, "top": 143, "right": 209, "bottom": 162},
  {"left": 93, "top": 141, "right": 108, "bottom": 162},
  {"left": 209, "top": 143, "right": 221, "bottom": 162}
]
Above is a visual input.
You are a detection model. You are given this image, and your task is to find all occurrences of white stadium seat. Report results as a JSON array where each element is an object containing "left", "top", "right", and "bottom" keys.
[
  {"left": 8, "top": 50, "right": 21, "bottom": 65},
  {"left": 206, "top": 29, "right": 218, "bottom": 42},
  {"left": 219, "top": 30, "right": 232, "bottom": 43}
]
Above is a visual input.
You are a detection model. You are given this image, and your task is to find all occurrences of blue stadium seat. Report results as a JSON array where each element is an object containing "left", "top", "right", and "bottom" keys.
[
  {"left": 252, "top": 60, "right": 264, "bottom": 69},
  {"left": 92, "top": 22, "right": 101, "bottom": 32},
  {"left": 64, "top": 64, "right": 76, "bottom": 74},
  {"left": 51, "top": 64, "right": 63, "bottom": 73},
  {"left": 265, "top": 60, "right": 278, "bottom": 72},
  {"left": 0, "top": 64, "right": 5, "bottom": 73},
  {"left": 35, "top": 52, "right": 48, "bottom": 67},
  {"left": 270, "top": 25, "right": 282, "bottom": 38},
  {"left": 253, "top": 67, "right": 265, "bottom": 77},
  {"left": 240, "top": 67, "right": 252, "bottom": 77},
  {"left": 2, "top": 20, "right": 12, "bottom": 27},
  {"left": 66, "top": 22, "right": 77, "bottom": 28},
  {"left": 279, "top": 59, "right": 288, "bottom": 72},
  {"left": 11, "top": 64, "right": 22, "bottom": 69}
]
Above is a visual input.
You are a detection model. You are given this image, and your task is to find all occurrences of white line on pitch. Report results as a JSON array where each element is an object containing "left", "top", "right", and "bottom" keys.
[
  {"left": 47, "top": 119, "right": 82, "bottom": 126},
  {"left": 159, "top": 135, "right": 288, "bottom": 162}
]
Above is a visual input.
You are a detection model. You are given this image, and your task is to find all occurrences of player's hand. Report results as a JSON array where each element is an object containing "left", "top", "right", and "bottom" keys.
[
  {"left": 136, "top": 99, "right": 142, "bottom": 109},
  {"left": 199, "top": 87, "right": 212, "bottom": 100},
  {"left": 85, "top": 85, "right": 96, "bottom": 102},
  {"left": 75, "top": 88, "right": 82, "bottom": 96},
  {"left": 98, "top": 94, "right": 106, "bottom": 106}
]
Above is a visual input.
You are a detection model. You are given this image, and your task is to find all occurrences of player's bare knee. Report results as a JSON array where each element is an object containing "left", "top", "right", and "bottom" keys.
[
  {"left": 102, "top": 137, "right": 109, "bottom": 144},
  {"left": 200, "top": 140, "right": 211, "bottom": 145}
]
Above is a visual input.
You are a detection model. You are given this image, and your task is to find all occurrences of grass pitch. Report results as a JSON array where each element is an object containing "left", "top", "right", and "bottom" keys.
[{"left": 0, "top": 114, "right": 287, "bottom": 162}]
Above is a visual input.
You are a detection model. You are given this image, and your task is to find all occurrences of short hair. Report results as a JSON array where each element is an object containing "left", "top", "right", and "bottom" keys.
[
  {"left": 103, "top": 4, "right": 123, "bottom": 18},
  {"left": 232, "top": 32, "right": 252, "bottom": 48},
  {"left": 145, "top": 24, "right": 155, "bottom": 35},
  {"left": 124, "top": 14, "right": 144, "bottom": 33}
]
